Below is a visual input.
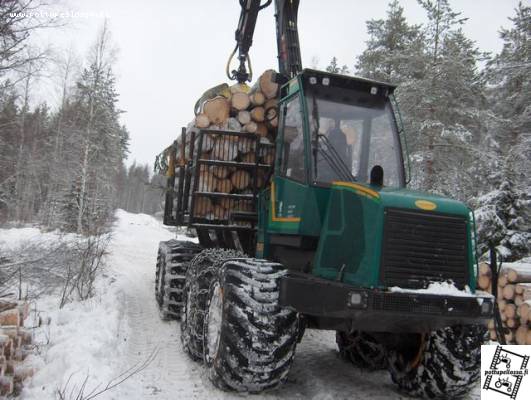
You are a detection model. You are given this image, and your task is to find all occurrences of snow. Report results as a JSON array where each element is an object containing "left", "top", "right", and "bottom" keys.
[
  {"left": 11, "top": 210, "right": 480, "bottom": 399},
  {"left": 389, "top": 281, "right": 478, "bottom": 297}
]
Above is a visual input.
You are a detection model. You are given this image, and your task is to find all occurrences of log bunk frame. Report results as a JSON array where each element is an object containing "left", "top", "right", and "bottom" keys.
[{"left": 163, "top": 126, "right": 274, "bottom": 254}]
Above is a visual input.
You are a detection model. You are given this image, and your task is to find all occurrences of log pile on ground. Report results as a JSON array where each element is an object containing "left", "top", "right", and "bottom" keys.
[
  {"left": 478, "top": 261, "right": 531, "bottom": 344},
  {"left": 0, "top": 301, "right": 34, "bottom": 396},
  {"left": 180, "top": 70, "right": 279, "bottom": 221}
]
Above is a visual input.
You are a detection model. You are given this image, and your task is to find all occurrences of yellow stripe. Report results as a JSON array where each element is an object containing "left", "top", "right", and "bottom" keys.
[
  {"left": 270, "top": 182, "right": 301, "bottom": 223},
  {"left": 331, "top": 181, "right": 380, "bottom": 200}
]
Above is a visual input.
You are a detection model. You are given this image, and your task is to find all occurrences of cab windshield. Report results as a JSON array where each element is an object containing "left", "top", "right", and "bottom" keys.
[{"left": 307, "top": 89, "right": 404, "bottom": 187}]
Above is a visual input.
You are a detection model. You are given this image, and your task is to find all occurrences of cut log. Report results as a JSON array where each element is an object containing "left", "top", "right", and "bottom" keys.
[
  {"left": 506, "top": 318, "right": 518, "bottom": 328},
  {"left": 255, "top": 122, "right": 268, "bottom": 137},
  {"left": 231, "top": 170, "right": 251, "bottom": 190},
  {"left": 215, "top": 178, "right": 233, "bottom": 194},
  {"left": 518, "top": 302, "right": 530, "bottom": 318},
  {"left": 0, "top": 325, "right": 20, "bottom": 339},
  {"left": 505, "top": 329, "right": 514, "bottom": 343},
  {"left": 212, "top": 138, "right": 238, "bottom": 161},
  {"left": 503, "top": 284, "right": 515, "bottom": 300},
  {"left": 237, "top": 110, "right": 251, "bottom": 125},
  {"left": 195, "top": 113, "right": 210, "bottom": 128},
  {"left": 202, "top": 134, "right": 216, "bottom": 152},
  {"left": 0, "top": 376, "right": 13, "bottom": 396},
  {"left": 478, "top": 275, "right": 490, "bottom": 290},
  {"left": 212, "top": 205, "right": 226, "bottom": 220},
  {"left": 193, "top": 196, "right": 213, "bottom": 216},
  {"left": 229, "top": 83, "right": 251, "bottom": 94},
  {"left": 231, "top": 92, "right": 251, "bottom": 111},
  {"left": 249, "top": 91, "right": 265, "bottom": 106},
  {"left": 242, "top": 152, "right": 256, "bottom": 163},
  {"left": 18, "top": 329, "right": 31, "bottom": 346},
  {"left": 479, "top": 262, "right": 491, "bottom": 277},
  {"left": 516, "top": 326, "right": 528, "bottom": 345},
  {"left": 253, "top": 69, "right": 279, "bottom": 99},
  {"left": 498, "top": 299, "right": 507, "bottom": 312},
  {"left": 0, "top": 302, "right": 17, "bottom": 314},
  {"left": 515, "top": 294, "right": 524, "bottom": 306},
  {"left": 517, "top": 283, "right": 531, "bottom": 300},
  {"left": 0, "top": 310, "right": 19, "bottom": 327},
  {"left": 264, "top": 98, "right": 278, "bottom": 129},
  {"left": 503, "top": 262, "right": 531, "bottom": 283},
  {"left": 198, "top": 171, "right": 217, "bottom": 192},
  {"left": 262, "top": 149, "right": 275, "bottom": 165},
  {"left": 250, "top": 106, "right": 265, "bottom": 122},
  {"left": 498, "top": 275, "right": 508, "bottom": 287},
  {"left": 243, "top": 121, "right": 258, "bottom": 133},
  {"left": 211, "top": 166, "right": 230, "bottom": 179},
  {"left": 203, "top": 96, "right": 230, "bottom": 125},
  {"left": 219, "top": 197, "right": 233, "bottom": 209},
  {"left": 506, "top": 303, "right": 516, "bottom": 319}
]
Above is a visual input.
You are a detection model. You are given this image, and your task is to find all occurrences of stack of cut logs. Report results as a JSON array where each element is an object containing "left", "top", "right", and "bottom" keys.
[
  {"left": 477, "top": 261, "right": 531, "bottom": 344},
  {"left": 186, "top": 70, "right": 279, "bottom": 219},
  {"left": 0, "top": 301, "right": 34, "bottom": 396}
]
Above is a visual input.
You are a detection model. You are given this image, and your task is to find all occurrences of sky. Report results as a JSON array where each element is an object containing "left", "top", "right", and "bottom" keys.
[{"left": 36, "top": 0, "right": 524, "bottom": 167}]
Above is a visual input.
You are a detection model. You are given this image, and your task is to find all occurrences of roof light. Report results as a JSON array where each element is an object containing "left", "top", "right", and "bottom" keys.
[
  {"left": 370, "top": 86, "right": 378, "bottom": 95},
  {"left": 322, "top": 77, "right": 330, "bottom": 86},
  {"left": 309, "top": 77, "right": 317, "bottom": 85}
]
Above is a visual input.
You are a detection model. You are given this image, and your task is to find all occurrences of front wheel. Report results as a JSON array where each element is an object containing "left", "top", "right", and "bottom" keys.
[
  {"left": 387, "top": 325, "right": 485, "bottom": 399},
  {"left": 203, "top": 258, "right": 299, "bottom": 392}
]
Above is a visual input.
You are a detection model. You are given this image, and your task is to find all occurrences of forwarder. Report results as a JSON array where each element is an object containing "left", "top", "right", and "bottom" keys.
[{"left": 154, "top": 1, "right": 493, "bottom": 397}]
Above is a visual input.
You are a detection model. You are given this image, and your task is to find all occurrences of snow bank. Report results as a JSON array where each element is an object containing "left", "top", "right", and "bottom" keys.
[{"left": 22, "top": 286, "right": 127, "bottom": 399}]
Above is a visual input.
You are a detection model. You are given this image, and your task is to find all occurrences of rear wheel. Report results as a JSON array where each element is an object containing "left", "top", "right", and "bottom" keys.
[
  {"left": 155, "top": 240, "right": 202, "bottom": 320},
  {"left": 336, "top": 330, "right": 387, "bottom": 370},
  {"left": 203, "top": 258, "right": 299, "bottom": 392},
  {"left": 180, "top": 248, "right": 244, "bottom": 361},
  {"left": 387, "top": 325, "right": 485, "bottom": 399}
]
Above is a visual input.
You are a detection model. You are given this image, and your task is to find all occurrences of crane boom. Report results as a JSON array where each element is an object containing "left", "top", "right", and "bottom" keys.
[{"left": 229, "top": 0, "right": 302, "bottom": 83}]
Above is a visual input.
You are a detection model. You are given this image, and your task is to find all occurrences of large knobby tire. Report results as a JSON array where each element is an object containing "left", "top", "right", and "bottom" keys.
[
  {"left": 387, "top": 325, "right": 485, "bottom": 399},
  {"left": 203, "top": 258, "right": 299, "bottom": 392},
  {"left": 180, "top": 248, "right": 243, "bottom": 361},
  {"left": 336, "top": 330, "right": 387, "bottom": 370},
  {"left": 155, "top": 240, "right": 202, "bottom": 320}
]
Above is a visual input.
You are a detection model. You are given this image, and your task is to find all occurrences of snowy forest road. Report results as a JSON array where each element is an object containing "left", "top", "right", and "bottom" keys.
[{"left": 107, "top": 210, "right": 480, "bottom": 400}]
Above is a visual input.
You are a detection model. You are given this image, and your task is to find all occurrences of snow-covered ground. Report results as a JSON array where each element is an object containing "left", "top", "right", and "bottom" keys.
[{"left": 7, "top": 210, "right": 482, "bottom": 399}]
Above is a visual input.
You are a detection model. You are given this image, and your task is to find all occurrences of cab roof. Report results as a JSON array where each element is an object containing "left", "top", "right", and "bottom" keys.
[{"left": 301, "top": 68, "right": 396, "bottom": 96}]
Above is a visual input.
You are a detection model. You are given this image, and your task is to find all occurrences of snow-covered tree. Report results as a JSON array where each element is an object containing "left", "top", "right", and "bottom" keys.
[
  {"left": 357, "top": 0, "right": 492, "bottom": 202},
  {"left": 326, "top": 57, "right": 349, "bottom": 74},
  {"left": 474, "top": 3, "right": 531, "bottom": 261}
]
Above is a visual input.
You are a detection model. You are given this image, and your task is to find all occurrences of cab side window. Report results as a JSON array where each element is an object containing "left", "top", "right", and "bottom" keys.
[{"left": 279, "top": 96, "right": 306, "bottom": 182}]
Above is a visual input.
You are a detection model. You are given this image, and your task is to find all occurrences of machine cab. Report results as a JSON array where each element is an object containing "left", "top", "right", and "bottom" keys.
[
  {"left": 260, "top": 69, "right": 409, "bottom": 271},
  {"left": 276, "top": 69, "right": 406, "bottom": 190}
]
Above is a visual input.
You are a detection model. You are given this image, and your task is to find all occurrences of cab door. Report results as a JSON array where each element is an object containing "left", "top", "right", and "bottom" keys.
[{"left": 269, "top": 93, "right": 306, "bottom": 234}]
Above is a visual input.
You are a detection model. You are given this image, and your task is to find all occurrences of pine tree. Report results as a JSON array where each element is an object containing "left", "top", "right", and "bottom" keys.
[
  {"left": 326, "top": 57, "right": 349, "bottom": 74},
  {"left": 356, "top": 0, "right": 424, "bottom": 83}
]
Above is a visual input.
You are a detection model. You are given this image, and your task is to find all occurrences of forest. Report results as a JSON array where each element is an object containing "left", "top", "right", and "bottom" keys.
[{"left": 0, "top": 0, "right": 529, "bottom": 261}]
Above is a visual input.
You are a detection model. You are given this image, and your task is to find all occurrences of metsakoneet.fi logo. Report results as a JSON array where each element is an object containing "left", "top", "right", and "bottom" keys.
[{"left": 481, "top": 345, "right": 531, "bottom": 399}]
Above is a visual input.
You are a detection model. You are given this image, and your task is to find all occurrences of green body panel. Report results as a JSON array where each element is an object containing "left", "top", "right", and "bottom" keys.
[{"left": 257, "top": 70, "right": 478, "bottom": 294}]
